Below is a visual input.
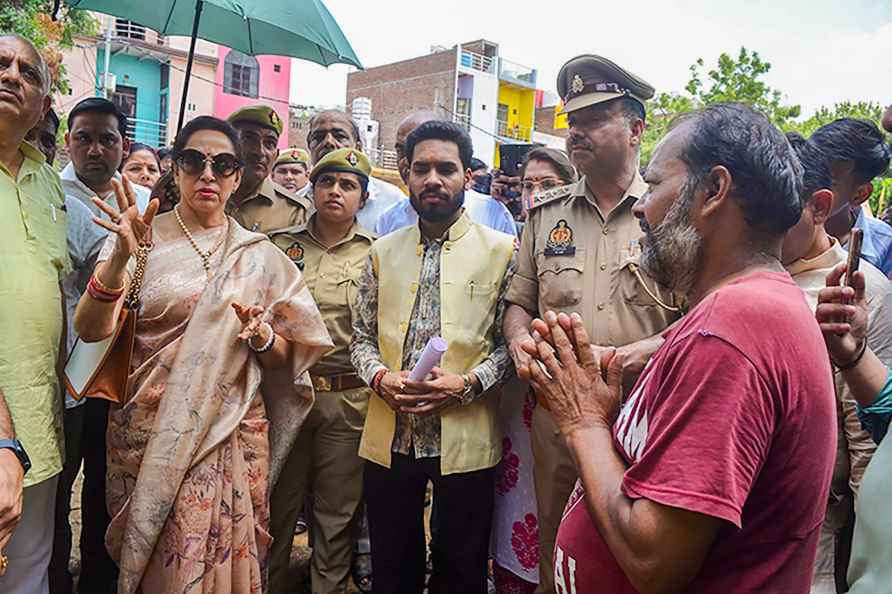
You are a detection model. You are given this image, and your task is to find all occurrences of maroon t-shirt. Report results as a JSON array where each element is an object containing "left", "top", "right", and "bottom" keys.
[{"left": 554, "top": 272, "right": 836, "bottom": 594}]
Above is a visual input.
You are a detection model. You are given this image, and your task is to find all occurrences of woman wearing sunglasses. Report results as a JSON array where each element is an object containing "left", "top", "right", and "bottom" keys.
[{"left": 74, "top": 116, "right": 333, "bottom": 594}]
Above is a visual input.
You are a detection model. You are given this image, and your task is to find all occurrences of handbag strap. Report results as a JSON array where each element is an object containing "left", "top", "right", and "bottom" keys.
[{"left": 123, "top": 243, "right": 152, "bottom": 309}]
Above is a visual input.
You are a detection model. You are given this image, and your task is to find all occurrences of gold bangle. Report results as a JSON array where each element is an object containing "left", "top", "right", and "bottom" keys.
[{"left": 93, "top": 272, "right": 125, "bottom": 294}]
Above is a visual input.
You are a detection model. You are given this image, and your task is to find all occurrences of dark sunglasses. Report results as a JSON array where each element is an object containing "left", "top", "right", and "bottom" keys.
[{"left": 175, "top": 149, "right": 242, "bottom": 178}]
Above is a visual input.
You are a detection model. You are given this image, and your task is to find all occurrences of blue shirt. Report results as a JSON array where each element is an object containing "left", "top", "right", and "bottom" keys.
[
  {"left": 852, "top": 210, "right": 892, "bottom": 277},
  {"left": 376, "top": 190, "right": 517, "bottom": 237}
]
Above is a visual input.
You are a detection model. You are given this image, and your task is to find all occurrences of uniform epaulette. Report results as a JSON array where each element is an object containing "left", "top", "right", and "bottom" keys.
[{"left": 528, "top": 184, "right": 573, "bottom": 211}]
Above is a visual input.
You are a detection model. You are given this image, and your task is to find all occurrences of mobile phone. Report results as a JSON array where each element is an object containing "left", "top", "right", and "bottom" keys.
[
  {"left": 846, "top": 228, "right": 864, "bottom": 287},
  {"left": 498, "top": 143, "right": 536, "bottom": 178}
]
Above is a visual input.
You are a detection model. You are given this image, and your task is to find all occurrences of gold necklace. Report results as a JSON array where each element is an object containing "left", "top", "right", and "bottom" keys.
[{"left": 174, "top": 206, "right": 226, "bottom": 277}]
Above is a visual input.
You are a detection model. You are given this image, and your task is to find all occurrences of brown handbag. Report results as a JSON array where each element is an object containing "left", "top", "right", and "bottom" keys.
[{"left": 63, "top": 243, "right": 151, "bottom": 404}]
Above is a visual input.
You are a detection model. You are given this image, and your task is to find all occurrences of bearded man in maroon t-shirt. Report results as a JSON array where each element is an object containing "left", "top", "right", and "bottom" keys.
[{"left": 518, "top": 103, "right": 837, "bottom": 594}]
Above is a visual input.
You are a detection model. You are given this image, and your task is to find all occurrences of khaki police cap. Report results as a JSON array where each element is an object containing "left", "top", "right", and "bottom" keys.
[
  {"left": 309, "top": 147, "right": 371, "bottom": 184},
  {"left": 556, "top": 55, "right": 654, "bottom": 115},
  {"left": 275, "top": 148, "right": 310, "bottom": 168},
  {"left": 227, "top": 104, "right": 283, "bottom": 136}
]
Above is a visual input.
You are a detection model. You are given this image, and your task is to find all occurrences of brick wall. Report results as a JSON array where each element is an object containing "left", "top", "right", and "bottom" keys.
[
  {"left": 346, "top": 50, "right": 457, "bottom": 151},
  {"left": 535, "top": 106, "right": 568, "bottom": 139}
]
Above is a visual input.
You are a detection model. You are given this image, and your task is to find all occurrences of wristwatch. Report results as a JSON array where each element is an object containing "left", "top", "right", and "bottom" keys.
[
  {"left": 459, "top": 374, "right": 478, "bottom": 404},
  {"left": 0, "top": 439, "right": 31, "bottom": 476}
]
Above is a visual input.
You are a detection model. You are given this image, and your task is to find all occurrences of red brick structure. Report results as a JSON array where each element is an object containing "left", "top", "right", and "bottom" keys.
[{"left": 346, "top": 49, "right": 457, "bottom": 151}]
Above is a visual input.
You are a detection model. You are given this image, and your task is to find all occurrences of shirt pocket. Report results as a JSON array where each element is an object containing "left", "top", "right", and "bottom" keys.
[
  {"left": 618, "top": 253, "right": 672, "bottom": 309},
  {"left": 338, "top": 271, "right": 362, "bottom": 310},
  {"left": 536, "top": 249, "right": 585, "bottom": 308},
  {"left": 466, "top": 279, "right": 498, "bottom": 299}
]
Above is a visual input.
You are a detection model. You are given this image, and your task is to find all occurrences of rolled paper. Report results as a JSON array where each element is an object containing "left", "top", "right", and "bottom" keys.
[{"left": 409, "top": 337, "right": 448, "bottom": 381}]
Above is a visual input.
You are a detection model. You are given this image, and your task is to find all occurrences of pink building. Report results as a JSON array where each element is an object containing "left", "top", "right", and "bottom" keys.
[{"left": 214, "top": 48, "right": 292, "bottom": 148}]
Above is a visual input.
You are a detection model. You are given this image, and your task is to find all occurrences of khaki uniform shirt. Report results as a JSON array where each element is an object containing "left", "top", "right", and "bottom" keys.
[
  {"left": 270, "top": 215, "right": 374, "bottom": 376},
  {"left": 227, "top": 178, "right": 313, "bottom": 234},
  {"left": 507, "top": 173, "right": 680, "bottom": 350}
]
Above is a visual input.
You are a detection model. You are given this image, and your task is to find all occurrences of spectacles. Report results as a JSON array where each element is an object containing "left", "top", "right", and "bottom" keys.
[
  {"left": 521, "top": 178, "right": 561, "bottom": 193},
  {"left": 175, "top": 149, "right": 242, "bottom": 178}
]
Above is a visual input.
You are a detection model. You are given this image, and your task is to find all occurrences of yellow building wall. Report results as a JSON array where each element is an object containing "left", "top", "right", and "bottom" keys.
[
  {"left": 497, "top": 84, "right": 535, "bottom": 132},
  {"left": 495, "top": 83, "right": 536, "bottom": 166}
]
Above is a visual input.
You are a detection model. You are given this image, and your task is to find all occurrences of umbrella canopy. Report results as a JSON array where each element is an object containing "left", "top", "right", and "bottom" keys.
[
  {"left": 69, "top": 0, "right": 362, "bottom": 68},
  {"left": 68, "top": 0, "right": 362, "bottom": 131}
]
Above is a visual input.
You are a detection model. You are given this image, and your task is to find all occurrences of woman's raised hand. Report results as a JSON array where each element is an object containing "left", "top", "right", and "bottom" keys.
[{"left": 91, "top": 175, "right": 160, "bottom": 260}]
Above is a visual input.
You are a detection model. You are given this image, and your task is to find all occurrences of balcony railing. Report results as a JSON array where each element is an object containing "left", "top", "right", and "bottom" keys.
[
  {"left": 112, "top": 19, "right": 167, "bottom": 46},
  {"left": 499, "top": 58, "right": 537, "bottom": 88},
  {"left": 497, "top": 120, "right": 531, "bottom": 142},
  {"left": 452, "top": 113, "right": 471, "bottom": 131},
  {"left": 460, "top": 50, "right": 495, "bottom": 74},
  {"left": 127, "top": 118, "right": 168, "bottom": 148}
]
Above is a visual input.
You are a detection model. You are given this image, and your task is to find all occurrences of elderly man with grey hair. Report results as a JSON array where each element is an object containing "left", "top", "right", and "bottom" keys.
[{"left": 0, "top": 34, "right": 69, "bottom": 594}]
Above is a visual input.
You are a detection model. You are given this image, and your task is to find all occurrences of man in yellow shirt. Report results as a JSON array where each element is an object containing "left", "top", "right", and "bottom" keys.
[
  {"left": 350, "top": 121, "right": 516, "bottom": 593},
  {"left": 0, "top": 34, "right": 70, "bottom": 594}
]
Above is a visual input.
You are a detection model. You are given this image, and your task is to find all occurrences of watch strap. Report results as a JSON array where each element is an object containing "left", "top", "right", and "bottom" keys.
[{"left": 0, "top": 439, "right": 30, "bottom": 476}]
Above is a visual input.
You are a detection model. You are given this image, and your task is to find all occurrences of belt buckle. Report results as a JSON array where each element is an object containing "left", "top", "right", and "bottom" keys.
[{"left": 312, "top": 375, "right": 332, "bottom": 392}]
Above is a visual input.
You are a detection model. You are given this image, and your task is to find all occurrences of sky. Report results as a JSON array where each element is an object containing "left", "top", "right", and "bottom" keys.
[{"left": 290, "top": 0, "right": 892, "bottom": 117}]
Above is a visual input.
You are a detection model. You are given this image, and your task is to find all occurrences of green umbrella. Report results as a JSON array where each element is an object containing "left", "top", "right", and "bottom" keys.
[{"left": 68, "top": 0, "right": 362, "bottom": 130}]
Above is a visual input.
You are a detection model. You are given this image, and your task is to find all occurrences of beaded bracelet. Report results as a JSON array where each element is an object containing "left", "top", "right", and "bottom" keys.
[{"left": 249, "top": 322, "right": 276, "bottom": 354}]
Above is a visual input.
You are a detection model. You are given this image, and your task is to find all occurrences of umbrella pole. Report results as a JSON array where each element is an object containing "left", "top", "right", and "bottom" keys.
[{"left": 176, "top": 0, "right": 204, "bottom": 134}]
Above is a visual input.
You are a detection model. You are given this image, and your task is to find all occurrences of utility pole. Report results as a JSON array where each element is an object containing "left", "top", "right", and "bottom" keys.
[{"left": 102, "top": 20, "right": 112, "bottom": 98}]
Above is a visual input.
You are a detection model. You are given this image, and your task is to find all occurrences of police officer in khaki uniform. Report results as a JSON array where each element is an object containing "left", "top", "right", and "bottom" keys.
[
  {"left": 267, "top": 148, "right": 375, "bottom": 594},
  {"left": 225, "top": 105, "right": 313, "bottom": 233},
  {"left": 503, "top": 55, "right": 682, "bottom": 594},
  {"left": 272, "top": 147, "right": 311, "bottom": 197}
]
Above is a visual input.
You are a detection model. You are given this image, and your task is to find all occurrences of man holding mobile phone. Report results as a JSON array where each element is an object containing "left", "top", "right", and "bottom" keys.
[{"left": 781, "top": 132, "right": 892, "bottom": 593}]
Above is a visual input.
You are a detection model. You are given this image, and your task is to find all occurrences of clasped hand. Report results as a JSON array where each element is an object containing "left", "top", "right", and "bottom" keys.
[
  {"left": 517, "top": 311, "right": 625, "bottom": 435},
  {"left": 377, "top": 367, "right": 464, "bottom": 416}
]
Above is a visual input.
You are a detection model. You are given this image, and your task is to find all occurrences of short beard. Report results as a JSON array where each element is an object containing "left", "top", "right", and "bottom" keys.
[
  {"left": 639, "top": 179, "right": 703, "bottom": 296},
  {"left": 410, "top": 188, "right": 465, "bottom": 223}
]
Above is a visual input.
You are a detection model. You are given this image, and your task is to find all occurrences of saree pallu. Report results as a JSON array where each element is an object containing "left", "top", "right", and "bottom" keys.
[
  {"left": 490, "top": 377, "right": 540, "bottom": 590},
  {"left": 99, "top": 217, "right": 332, "bottom": 593}
]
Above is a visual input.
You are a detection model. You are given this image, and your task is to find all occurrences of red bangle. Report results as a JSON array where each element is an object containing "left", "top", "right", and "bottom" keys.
[
  {"left": 371, "top": 368, "right": 388, "bottom": 394},
  {"left": 87, "top": 276, "right": 122, "bottom": 302}
]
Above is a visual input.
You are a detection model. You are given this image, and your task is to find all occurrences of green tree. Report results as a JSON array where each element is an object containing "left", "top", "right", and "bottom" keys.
[
  {"left": 790, "top": 101, "right": 884, "bottom": 136},
  {"left": 0, "top": 0, "right": 97, "bottom": 94},
  {"left": 641, "top": 47, "right": 800, "bottom": 165}
]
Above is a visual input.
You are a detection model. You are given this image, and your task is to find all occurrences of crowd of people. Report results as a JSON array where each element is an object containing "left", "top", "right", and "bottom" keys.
[{"left": 2, "top": 31, "right": 892, "bottom": 594}]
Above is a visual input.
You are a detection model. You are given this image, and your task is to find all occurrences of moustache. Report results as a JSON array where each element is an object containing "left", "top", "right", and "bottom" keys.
[
  {"left": 567, "top": 139, "right": 593, "bottom": 152},
  {"left": 0, "top": 86, "right": 22, "bottom": 102}
]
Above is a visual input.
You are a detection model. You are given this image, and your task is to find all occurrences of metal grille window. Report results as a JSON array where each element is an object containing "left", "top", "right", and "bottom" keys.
[{"left": 223, "top": 51, "right": 260, "bottom": 98}]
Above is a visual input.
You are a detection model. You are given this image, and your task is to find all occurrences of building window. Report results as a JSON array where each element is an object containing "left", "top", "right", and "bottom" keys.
[
  {"left": 115, "top": 19, "right": 146, "bottom": 40},
  {"left": 223, "top": 51, "right": 260, "bottom": 98}
]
